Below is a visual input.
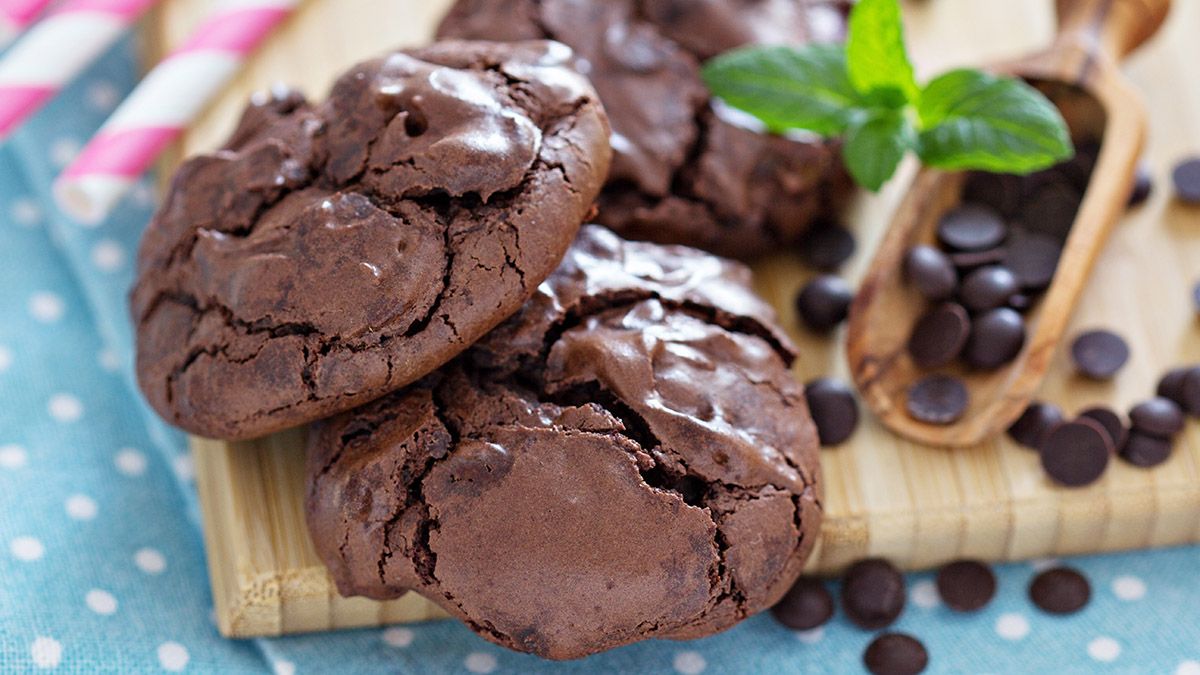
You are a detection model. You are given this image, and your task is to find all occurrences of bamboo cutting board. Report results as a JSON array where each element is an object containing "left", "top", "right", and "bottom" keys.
[{"left": 156, "top": 0, "right": 1200, "bottom": 639}]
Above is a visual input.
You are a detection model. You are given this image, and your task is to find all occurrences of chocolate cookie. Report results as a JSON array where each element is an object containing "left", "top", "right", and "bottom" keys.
[
  {"left": 133, "top": 41, "right": 612, "bottom": 440},
  {"left": 438, "top": 0, "right": 852, "bottom": 259},
  {"left": 306, "top": 226, "right": 822, "bottom": 660}
]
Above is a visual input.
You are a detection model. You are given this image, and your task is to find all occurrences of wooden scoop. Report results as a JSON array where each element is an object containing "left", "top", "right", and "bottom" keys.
[{"left": 846, "top": 0, "right": 1171, "bottom": 448}]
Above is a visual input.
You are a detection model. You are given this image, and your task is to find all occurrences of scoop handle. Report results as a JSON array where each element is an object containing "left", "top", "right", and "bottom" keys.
[{"left": 1055, "top": 0, "right": 1171, "bottom": 60}]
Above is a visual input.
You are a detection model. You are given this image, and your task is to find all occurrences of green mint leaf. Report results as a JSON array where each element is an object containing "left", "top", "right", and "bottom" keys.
[
  {"left": 701, "top": 44, "right": 867, "bottom": 137},
  {"left": 842, "top": 109, "right": 913, "bottom": 191},
  {"left": 846, "top": 0, "right": 919, "bottom": 103},
  {"left": 916, "top": 69, "right": 1073, "bottom": 172}
]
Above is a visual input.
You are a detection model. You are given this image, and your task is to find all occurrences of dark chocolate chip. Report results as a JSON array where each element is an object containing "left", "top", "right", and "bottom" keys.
[
  {"left": 1059, "top": 143, "right": 1098, "bottom": 192},
  {"left": 1077, "top": 407, "right": 1128, "bottom": 451},
  {"left": 903, "top": 245, "right": 958, "bottom": 301},
  {"left": 864, "top": 633, "right": 928, "bottom": 675},
  {"left": 804, "top": 377, "right": 859, "bottom": 446},
  {"left": 1181, "top": 368, "right": 1200, "bottom": 416},
  {"left": 963, "top": 307, "right": 1026, "bottom": 370},
  {"left": 1173, "top": 157, "right": 1200, "bottom": 205},
  {"left": 1009, "top": 401, "right": 1065, "bottom": 449},
  {"left": 1070, "top": 330, "right": 1130, "bottom": 380},
  {"left": 1120, "top": 430, "right": 1175, "bottom": 467},
  {"left": 938, "top": 204, "right": 1008, "bottom": 251},
  {"left": 795, "top": 275, "right": 853, "bottom": 332},
  {"left": 770, "top": 577, "right": 834, "bottom": 631},
  {"left": 1002, "top": 230, "right": 1061, "bottom": 291},
  {"left": 1039, "top": 418, "right": 1112, "bottom": 487},
  {"left": 1156, "top": 367, "right": 1189, "bottom": 405},
  {"left": 907, "top": 303, "right": 971, "bottom": 369},
  {"left": 1029, "top": 567, "right": 1091, "bottom": 615},
  {"left": 959, "top": 266, "right": 1020, "bottom": 313},
  {"left": 798, "top": 221, "right": 856, "bottom": 270},
  {"left": 1128, "top": 163, "right": 1152, "bottom": 207},
  {"left": 907, "top": 375, "right": 968, "bottom": 425},
  {"left": 948, "top": 246, "right": 1006, "bottom": 274},
  {"left": 1128, "top": 397, "right": 1185, "bottom": 437},
  {"left": 963, "top": 171, "right": 1021, "bottom": 217},
  {"left": 1020, "top": 183, "right": 1081, "bottom": 241},
  {"left": 841, "top": 558, "right": 906, "bottom": 630},
  {"left": 936, "top": 560, "right": 997, "bottom": 612}
]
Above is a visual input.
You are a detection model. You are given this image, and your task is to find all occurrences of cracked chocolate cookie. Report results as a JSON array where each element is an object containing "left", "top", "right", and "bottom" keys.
[
  {"left": 306, "top": 225, "right": 823, "bottom": 660},
  {"left": 438, "top": 0, "right": 853, "bottom": 259},
  {"left": 132, "top": 40, "right": 612, "bottom": 440}
]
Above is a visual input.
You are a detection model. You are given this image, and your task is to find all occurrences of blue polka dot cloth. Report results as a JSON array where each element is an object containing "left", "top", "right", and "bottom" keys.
[{"left": 5, "top": 37, "right": 1200, "bottom": 675}]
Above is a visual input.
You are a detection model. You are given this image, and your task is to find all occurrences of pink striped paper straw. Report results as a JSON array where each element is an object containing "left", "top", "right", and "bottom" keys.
[
  {"left": 55, "top": 0, "right": 298, "bottom": 223},
  {"left": 0, "top": 0, "right": 162, "bottom": 142},
  {"left": 0, "top": 0, "right": 56, "bottom": 48}
]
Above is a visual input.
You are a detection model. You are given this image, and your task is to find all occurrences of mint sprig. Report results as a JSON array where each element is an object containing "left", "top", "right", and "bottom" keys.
[{"left": 700, "top": 0, "right": 1072, "bottom": 191}]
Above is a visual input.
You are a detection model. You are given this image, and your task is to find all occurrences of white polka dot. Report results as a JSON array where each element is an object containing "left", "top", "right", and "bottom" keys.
[
  {"left": 86, "top": 81, "right": 120, "bottom": 110},
  {"left": 29, "top": 291, "right": 65, "bottom": 322},
  {"left": 47, "top": 393, "right": 83, "bottom": 422},
  {"left": 1176, "top": 661, "right": 1200, "bottom": 675},
  {"left": 51, "top": 137, "right": 81, "bottom": 168},
  {"left": 382, "top": 627, "right": 414, "bottom": 647},
  {"left": 86, "top": 589, "right": 118, "bottom": 615},
  {"left": 31, "top": 636, "right": 62, "bottom": 669},
  {"left": 910, "top": 579, "right": 940, "bottom": 609},
  {"left": 91, "top": 240, "right": 125, "bottom": 271},
  {"left": 115, "top": 448, "right": 147, "bottom": 476},
  {"left": 135, "top": 548, "right": 166, "bottom": 574},
  {"left": 1112, "top": 575, "right": 1146, "bottom": 601},
  {"left": 0, "top": 344, "right": 11, "bottom": 372},
  {"left": 98, "top": 348, "right": 120, "bottom": 372},
  {"left": 1088, "top": 636, "right": 1121, "bottom": 662},
  {"left": 673, "top": 650, "right": 706, "bottom": 675},
  {"left": 796, "top": 626, "right": 825, "bottom": 644},
  {"left": 65, "top": 494, "right": 98, "bottom": 520},
  {"left": 463, "top": 652, "right": 497, "bottom": 674},
  {"left": 273, "top": 661, "right": 296, "bottom": 675},
  {"left": 157, "top": 642, "right": 189, "bottom": 671},
  {"left": 11, "top": 536, "right": 44, "bottom": 561},
  {"left": 11, "top": 198, "right": 41, "bottom": 226},
  {"left": 173, "top": 453, "right": 195, "bottom": 483},
  {"left": 1030, "top": 557, "right": 1060, "bottom": 572},
  {"left": 131, "top": 180, "right": 156, "bottom": 207},
  {"left": 995, "top": 613, "right": 1030, "bottom": 640},
  {"left": 0, "top": 444, "right": 28, "bottom": 469}
]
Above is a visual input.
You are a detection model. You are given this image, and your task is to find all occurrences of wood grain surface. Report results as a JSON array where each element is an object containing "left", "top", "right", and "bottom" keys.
[{"left": 155, "top": 0, "right": 1200, "bottom": 638}]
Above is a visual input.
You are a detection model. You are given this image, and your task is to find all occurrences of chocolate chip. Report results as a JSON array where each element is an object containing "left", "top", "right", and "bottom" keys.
[
  {"left": 804, "top": 377, "right": 859, "bottom": 446},
  {"left": 1159, "top": 366, "right": 1200, "bottom": 415},
  {"left": 1077, "top": 406, "right": 1128, "bottom": 450},
  {"left": 936, "top": 560, "right": 996, "bottom": 612},
  {"left": 907, "top": 375, "right": 968, "bottom": 425},
  {"left": 1059, "top": 142, "right": 1098, "bottom": 192},
  {"left": 1002, "top": 230, "right": 1061, "bottom": 291},
  {"left": 1172, "top": 157, "right": 1200, "bottom": 205},
  {"left": 903, "top": 245, "right": 958, "bottom": 301},
  {"left": 959, "top": 266, "right": 1019, "bottom": 313},
  {"left": 1128, "top": 163, "right": 1152, "bottom": 207},
  {"left": 799, "top": 221, "right": 856, "bottom": 270},
  {"left": 1119, "top": 430, "right": 1174, "bottom": 467},
  {"left": 841, "top": 558, "right": 906, "bottom": 630},
  {"left": 864, "top": 633, "right": 928, "bottom": 675},
  {"left": 963, "top": 307, "right": 1025, "bottom": 370},
  {"left": 770, "top": 577, "right": 834, "bottom": 630},
  {"left": 1039, "top": 419, "right": 1112, "bottom": 487},
  {"left": 795, "top": 275, "right": 853, "bottom": 332},
  {"left": 907, "top": 303, "right": 971, "bottom": 369},
  {"left": 1070, "top": 329, "right": 1129, "bottom": 380},
  {"left": 948, "top": 246, "right": 1006, "bottom": 274},
  {"left": 1008, "top": 293, "right": 1034, "bottom": 311},
  {"left": 938, "top": 204, "right": 1007, "bottom": 251},
  {"left": 963, "top": 171, "right": 1021, "bottom": 217},
  {"left": 1020, "top": 183, "right": 1081, "bottom": 241},
  {"left": 1009, "top": 401, "right": 1065, "bottom": 449},
  {"left": 1128, "top": 397, "right": 1185, "bottom": 437},
  {"left": 1029, "top": 567, "right": 1091, "bottom": 615}
]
